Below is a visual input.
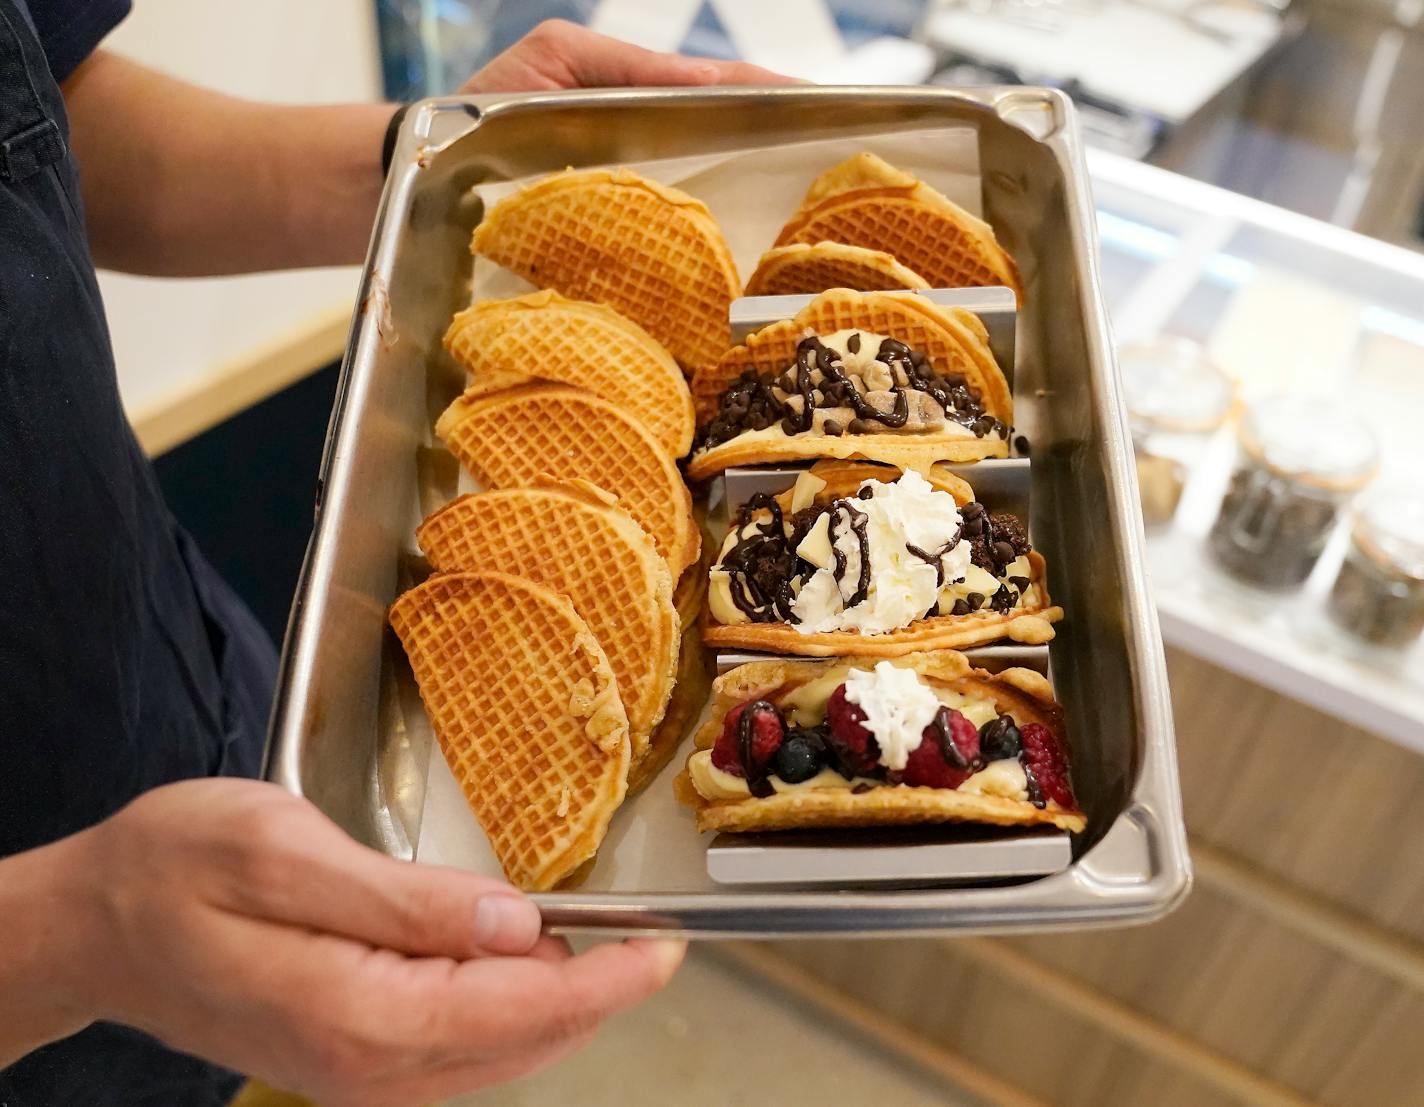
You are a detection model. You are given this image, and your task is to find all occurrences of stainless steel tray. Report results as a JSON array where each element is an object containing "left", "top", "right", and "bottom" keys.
[{"left": 264, "top": 87, "right": 1190, "bottom": 936}]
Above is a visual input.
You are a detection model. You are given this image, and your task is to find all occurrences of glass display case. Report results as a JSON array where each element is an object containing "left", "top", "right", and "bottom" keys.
[{"left": 1090, "top": 149, "right": 1424, "bottom": 746}]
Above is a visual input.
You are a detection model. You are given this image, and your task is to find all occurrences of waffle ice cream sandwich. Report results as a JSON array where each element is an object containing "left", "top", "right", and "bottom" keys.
[
  {"left": 774, "top": 153, "right": 1022, "bottom": 301},
  {"left": 677, "top": 650, "right": 1085, "bottom": 833},
  {"left": 443, "top": 291, "right": 695, "bottom": 458},
  {"left": 744, "top": 242, "right": 929, "bottom": 297},
  {"left": 389, "top": 571, "right": 629, "bottom": 890},
  {"left": 469, "top": 167, "right": 740, "bottom": 377},
  {"left": 436, "top": 382, "right": 700, "bottom": 576},
  {"left": 687, "top": 289, "right": 1012, "bottom": 481},
  {"left": 417, "top": 478, "right": 679, "bottom": 770},
  {"left": 703, "top": 462, "right": 1061, "bottom": 656}
]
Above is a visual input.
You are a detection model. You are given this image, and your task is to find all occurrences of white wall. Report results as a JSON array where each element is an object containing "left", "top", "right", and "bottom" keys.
[{"left": 97, "top": 0, "right": 383, "bottom": 435}]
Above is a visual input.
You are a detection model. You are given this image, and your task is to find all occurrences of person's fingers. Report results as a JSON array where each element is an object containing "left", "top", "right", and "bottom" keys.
[
  {"left": 433, "top": 938, "right": 687, "bottom": 1055},
  {"left": 214, "top": 803, "right": 543, "bottom": 960},
  {"left": 464, "top": 19, "right": 796, "bottom": 94}
]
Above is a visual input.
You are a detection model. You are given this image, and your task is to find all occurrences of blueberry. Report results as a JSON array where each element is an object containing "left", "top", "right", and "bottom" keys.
[
  {"left": 979, "top": 715, "right": 1022, "bottom": 761},
  {"left": 773, "top": 731, "right": 827, "bottom": 783}
]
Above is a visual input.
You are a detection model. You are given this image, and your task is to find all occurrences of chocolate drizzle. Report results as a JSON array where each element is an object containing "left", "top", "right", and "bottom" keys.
[
  {"left": 737, "top": 700, "right": 780, "bottom": 797},
  {"left": 828, "top": 501, "right": 872, "bottom": 607},
  {"left": 697, "top": 332, "right": 1006, "bottom": 451},
  {"left": 906, "top": 524, "right": 966, "bottom": 587}
]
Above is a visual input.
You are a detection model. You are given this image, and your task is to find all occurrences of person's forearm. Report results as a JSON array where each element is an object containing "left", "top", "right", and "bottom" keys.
[
  {"left": 62, "top": 51, "right": 393, "bottom": 275},
  {"left": 0, "top": 835, "right": 98, "bottom": 1064}
]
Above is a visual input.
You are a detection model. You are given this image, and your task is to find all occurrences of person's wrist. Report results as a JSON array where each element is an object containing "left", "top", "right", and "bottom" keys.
[{"left": 0, "top": 833, "right": 104, "bottom": 1061}]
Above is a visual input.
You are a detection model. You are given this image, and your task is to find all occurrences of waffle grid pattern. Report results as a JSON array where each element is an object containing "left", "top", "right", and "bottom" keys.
[
  {"left": 416, "top": 488, "right": 679, "bottom": 758},
  {"left": 745, "top": 243, "right": 929, "bottom": 297},
  {"left": 471, "top": 173, "right": 739, "bottom": 374},
  {"left": 388, "top": 572, "right": 630, "bottom": 890},
  {"left": 444, "top": 295, "right": 695, "bottom": 457},
  {"left": 779, "top": 193, "right": 1021, "bottom": 297},
  {"left": 436, "top": 383, "right": 699, "bottom": 575}
]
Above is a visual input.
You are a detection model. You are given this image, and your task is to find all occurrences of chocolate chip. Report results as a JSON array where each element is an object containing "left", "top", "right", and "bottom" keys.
[
  {"left": 925, "top": 601, "right": 939, "bottom": 618},
  {"left": 847, "top": 332, "right": 861, "bottom": 354},
  {"left": 1010, "top": 575, "right": 1031, "bottom": 592},
  {"left": 848, "top": 418, "right": 872, "bottom": 434},
  {"left": 857, "top": 486, "right": 875, "bottom": 500},
  {"left": 967, "top": 592, "right": 985, "bottom": 611},
  {"left": 1015, "top": 434, "right": 1031, "bottom": 456},
  {"left": 823, "top": 419, "right": 843, "bottom": 436},
  {"left": 994, "top": 540, "right": 1015, "bottom": 565},
  {"left": 962, "top": 501, "right": 985, "bottom": 519},
  {"left": 780, "top": 417, "right": 799, "bottom": 434},
  {"left": 989, "top": 585, "right": 1018, "bottom": 614},
  {"left": 778, "top": 372, "right": 796, "bottom": 391},
  {"left": 951, "top": 598, "right": 970, "bottom": 616},
  {"left": 749, "top": 413, "right": 771, "bottom": 431}
]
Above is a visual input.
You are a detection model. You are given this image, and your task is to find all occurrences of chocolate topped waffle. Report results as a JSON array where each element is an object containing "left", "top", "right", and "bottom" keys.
[
  {"left": 687, "top": 289, "right": 1012, "bottom": 481},
  {"left": 703, "top": 462, "right": 1060, "bottom": 656}
]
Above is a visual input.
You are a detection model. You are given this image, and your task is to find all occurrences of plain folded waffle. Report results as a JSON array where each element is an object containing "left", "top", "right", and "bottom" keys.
[
  {"left": 435, "top": 382, "right": 700, "bottom": 576},
  {"left": 744, "top": 242, "right": 929, "bottom": 297},
  {"left": 416, "top": 478, "right": 679, "bottom": 770},
  {"left": 676, "top": 651, "right": 1086, "bottom": 834},
  {"left": 703, "top": 462, "right": 1061, "bottom": 656},
  {"left": 630, "top": 543, "right": 713, "bottom": 795},
  {"left": 443, "top": 290, "right": 695, "bottom": 458},
  {"left": 469, "top": 167, "right": 740, "bottom": 377},
  {"left": 687, "top": 289, "right": 1012, "bottom": 480},
  {"left": 389, "top": 571, "right": 629, "bottom": 891},
  {"left": 774, "top": 153, "right": 1022, "bottom": 301}
]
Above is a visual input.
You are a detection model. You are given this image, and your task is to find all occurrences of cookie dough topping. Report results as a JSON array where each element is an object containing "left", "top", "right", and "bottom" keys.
[
  {"left": 708, "top": 470, "right": 1038, "bottom": 634},
  {"left": 697, "top": 330, "right": 1008, "bottom": 452}
]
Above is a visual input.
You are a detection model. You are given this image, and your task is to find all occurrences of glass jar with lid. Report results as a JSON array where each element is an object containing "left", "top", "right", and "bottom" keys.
[
  {"left": 1328, "top": 490, "right": 1424, "bottom": 648},
  {"left": 1208, "top": 395, "right": 1378, "bottom": 589},
  {"left": 1119, "top": 338, "right": 1235, "bottom": 528}
]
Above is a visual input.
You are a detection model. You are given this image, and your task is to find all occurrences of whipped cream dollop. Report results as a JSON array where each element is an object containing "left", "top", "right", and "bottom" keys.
[
  {"left": 842, "top": 660, "right": 943, "bottom": 771},
  {"left": 791, "top": 469, "right": 971, "bottom": 635}
]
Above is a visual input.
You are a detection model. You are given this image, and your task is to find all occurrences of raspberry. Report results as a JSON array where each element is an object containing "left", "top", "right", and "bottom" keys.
[
  {"left": 825, "top": 684, "right": 880, "bottom": 775},
  {"left": 1020, "top": 723, "right": 1076, "bottom": 809},
  {"left": 901, "top": 709, "right": 979, "bottom": 789},
  {"left": 711, "top": 700, "right": 785, "bottom": 776}
]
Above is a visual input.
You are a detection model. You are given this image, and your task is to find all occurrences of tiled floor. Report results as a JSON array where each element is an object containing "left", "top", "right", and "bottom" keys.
[{"left": 446, "top": 946, "right": 977, "bottom": 1107}]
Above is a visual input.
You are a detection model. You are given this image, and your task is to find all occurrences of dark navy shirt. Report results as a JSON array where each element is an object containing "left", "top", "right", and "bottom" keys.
[{"left": 1, "top": 1, "right": 275, "bottom": 1102}]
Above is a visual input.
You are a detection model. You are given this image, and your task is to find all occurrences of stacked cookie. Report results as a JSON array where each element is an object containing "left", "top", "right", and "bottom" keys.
[{"left": 390, "top": 171, "right": 730, "bottom": 889}]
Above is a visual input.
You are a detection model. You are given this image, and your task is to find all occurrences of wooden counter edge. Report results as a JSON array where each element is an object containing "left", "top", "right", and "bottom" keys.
[{"left": 130, "top": 304, "right": 353, "bottom": 456}]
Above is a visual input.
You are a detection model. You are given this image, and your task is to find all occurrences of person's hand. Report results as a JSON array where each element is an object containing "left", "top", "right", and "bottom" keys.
[
  {"left": 460, "top": 19, "right": 796, "bottom": 94},
  {"left": 43, "top": 778, "right": 684, "bottom": 1106}
]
